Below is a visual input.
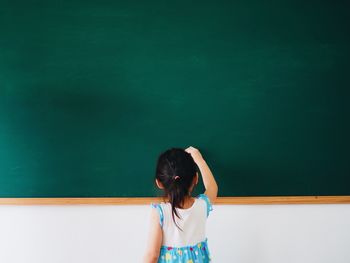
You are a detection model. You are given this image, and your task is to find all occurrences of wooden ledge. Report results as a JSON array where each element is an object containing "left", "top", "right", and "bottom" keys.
[{"left": 0, "top": 196, "right": 350, "bottom": 205}]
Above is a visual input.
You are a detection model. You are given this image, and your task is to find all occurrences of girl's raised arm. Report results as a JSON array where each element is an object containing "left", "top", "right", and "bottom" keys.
[{"left": 185, "top": 146, "right": 218, "bottom": 203}]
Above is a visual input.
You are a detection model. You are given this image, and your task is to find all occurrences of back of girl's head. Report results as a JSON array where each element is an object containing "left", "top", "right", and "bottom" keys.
[{"left": 155, "top": 148, "right": 197, "bottom": 225}]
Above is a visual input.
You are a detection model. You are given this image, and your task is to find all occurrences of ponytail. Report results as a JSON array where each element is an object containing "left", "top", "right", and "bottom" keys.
[{"left": 169, "top": 178, "right": 187, "bottom": 230}]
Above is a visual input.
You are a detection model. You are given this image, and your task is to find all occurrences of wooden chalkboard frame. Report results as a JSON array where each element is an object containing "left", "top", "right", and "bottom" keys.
[{"left": 0, "top": 196, "right": 350, "bottom": 205}]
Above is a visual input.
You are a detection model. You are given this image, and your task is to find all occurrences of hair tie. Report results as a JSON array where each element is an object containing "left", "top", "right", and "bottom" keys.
[{"left": 173, "top": 175, "right": 180, "bottom": 180}]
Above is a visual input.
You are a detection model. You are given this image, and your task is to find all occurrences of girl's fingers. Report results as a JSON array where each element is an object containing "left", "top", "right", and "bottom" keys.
[
  {"left": 185, "top": 146, "right": 195, "bottom": 153},
  {"left": 185, "top": 146, "right": 199, "bottom": 157}
]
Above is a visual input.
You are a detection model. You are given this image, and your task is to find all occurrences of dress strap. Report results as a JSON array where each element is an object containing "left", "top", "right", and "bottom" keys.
[
  {"left": 151, "top": 203, "right": 164, "bottom": 227},
  {"left": 197, "top": 194, "right": 213, "bottom": 217}
]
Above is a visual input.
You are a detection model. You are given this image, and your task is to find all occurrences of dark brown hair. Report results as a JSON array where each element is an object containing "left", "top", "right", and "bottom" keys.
[{"left": 155, "top": 148, "right": 197, "bottom": 228}]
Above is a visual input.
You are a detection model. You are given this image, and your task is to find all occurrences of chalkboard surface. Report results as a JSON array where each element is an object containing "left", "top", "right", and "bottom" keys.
[{"left": 0, "top": 0, "right": 349, "bottom": 197}]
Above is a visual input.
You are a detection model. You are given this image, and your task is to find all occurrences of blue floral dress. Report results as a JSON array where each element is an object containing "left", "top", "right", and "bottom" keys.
[{"left": 151, "top": 194, "right": 213, "bottom": 263}]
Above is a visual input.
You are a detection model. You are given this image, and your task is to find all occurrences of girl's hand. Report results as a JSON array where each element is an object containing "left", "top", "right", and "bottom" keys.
[{"left": 185, "top": 146, "right": 204, "bottom": 164}]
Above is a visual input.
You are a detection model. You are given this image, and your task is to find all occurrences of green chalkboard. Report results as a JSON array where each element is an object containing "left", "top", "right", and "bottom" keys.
[{"left": 0, "top": 0, "right": 349, "bottom": 198}]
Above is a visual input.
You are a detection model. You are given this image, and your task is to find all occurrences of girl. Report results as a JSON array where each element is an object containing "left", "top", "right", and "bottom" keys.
[{"left": 144, "top": 146, "right": 218, "bottom": 263}]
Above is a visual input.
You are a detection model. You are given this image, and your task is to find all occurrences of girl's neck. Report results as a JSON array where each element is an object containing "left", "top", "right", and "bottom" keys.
[
  {"left": 181, "top": 196, "right": 195, "bottom": 209},
  {"left": 165, "top": 195, "right": 195, "bottom": 209}
]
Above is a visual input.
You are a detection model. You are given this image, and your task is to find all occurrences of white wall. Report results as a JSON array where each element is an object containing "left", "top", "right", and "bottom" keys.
[{"left": 0, "top": 204, "right": 349, "bottom": 263}]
